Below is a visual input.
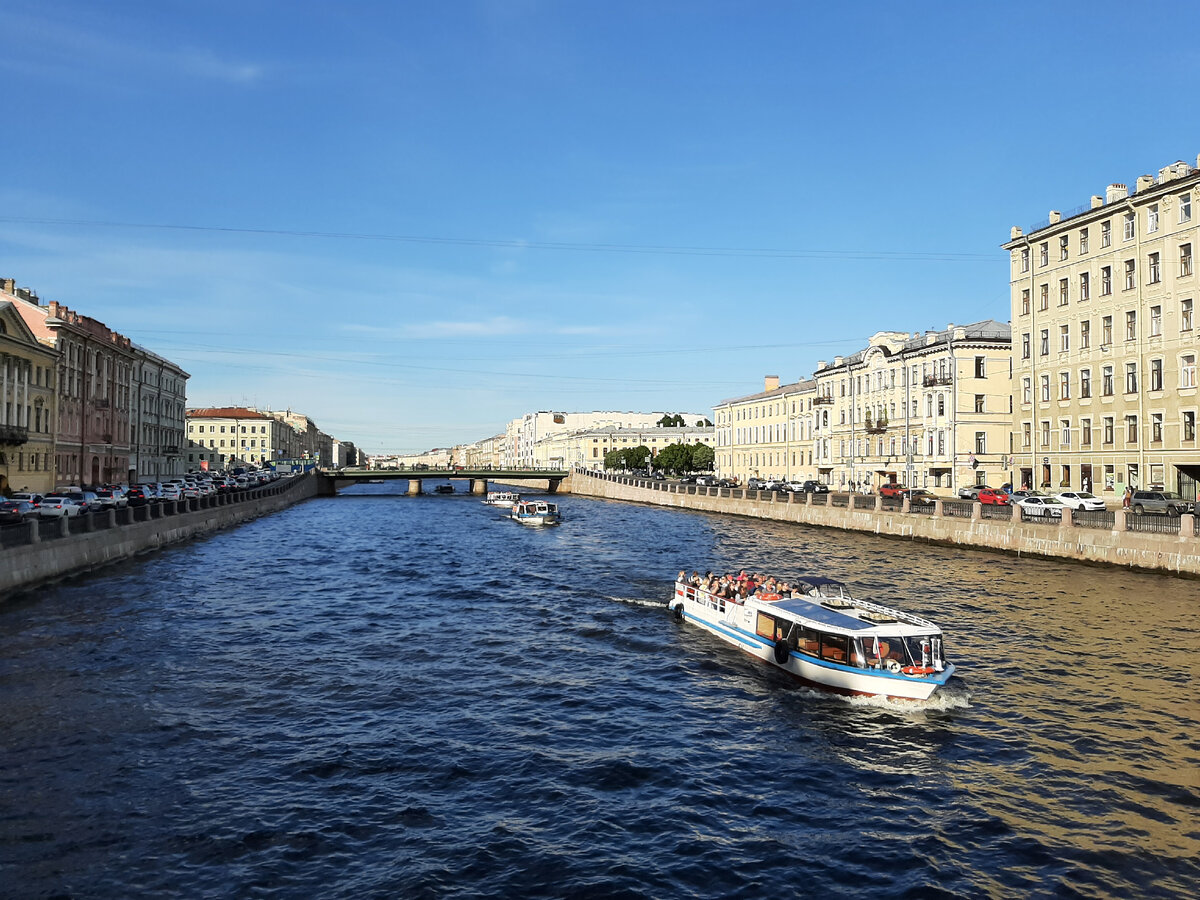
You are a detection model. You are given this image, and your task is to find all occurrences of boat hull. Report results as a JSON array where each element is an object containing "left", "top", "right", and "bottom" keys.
[{"left": 671, "top": 585, "right": 953, "bottom": 701}]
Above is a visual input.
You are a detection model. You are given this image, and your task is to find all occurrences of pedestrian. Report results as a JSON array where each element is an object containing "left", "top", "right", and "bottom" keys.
[{"left": 1122, "top": 486, "right": 1132, "bottom": 510}]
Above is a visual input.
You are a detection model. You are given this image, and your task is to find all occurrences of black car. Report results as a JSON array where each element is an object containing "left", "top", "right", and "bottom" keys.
[
  {"left": 0, "top": 500, "right": 38, "bottom": 525},
  {"left": 796, "top": 480, "right": 830, "bottom": 494},
  {"left": 124, "top": 486, "right": 150, "bottom": 507}
]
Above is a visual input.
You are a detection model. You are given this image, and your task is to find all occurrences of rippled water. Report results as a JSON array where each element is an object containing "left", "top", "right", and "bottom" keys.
[{"left": 2, "top": 485, "right": 1197, "bottom": 898}]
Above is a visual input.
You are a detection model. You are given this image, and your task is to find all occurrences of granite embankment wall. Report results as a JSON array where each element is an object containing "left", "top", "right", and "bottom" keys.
[
  {"left": 1, "top": 475, "right": 320, "bottom": 600},
  {"left": 565, "top": 472, "right": 1200, "bottom": 577}
]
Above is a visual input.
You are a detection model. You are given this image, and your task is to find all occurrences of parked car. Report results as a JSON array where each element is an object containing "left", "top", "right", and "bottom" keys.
[
  {"left": 746, "top": 478, "right": 766, "bottom": 491},
  {"left": 677, "top": 475, "right": 697, "bottom": 484},
  {"left": 901, "top": 488, "right": 937, "bottom": 506},
  {"left": 0, "top": 500, "right": 40, "bottom": 525},
  {"left": 93, "top": 488, "right": 128, "bottom": 509},
  {"left": 1129, "top": 491, "right": 1196, "bottom": 516},
  {"left": 1055, "top": 491, "right": 1106, "bottom": 511},
  {"left": 160, "top": 485, "right": 183, "bottom": 501},
  {"left": 695, "top": 475, "right": 719, "bottom": 486},
  {"left": 37, "top": 495, "right": 85, "bottom": 518},
  {"left": 978, "top": 488, "right": 1010, "bottom": 505},
  {"left": 651, "top": 471, "right": 666, "bottom": 481},
  {"left": 796, "top": 480, "right": 830, "bottom": 494},
  {"left": 879, "top": 484, "right": 906, "bottom": 498},
  {"left": 1015, "top": 495, "right": 1064, "bottom": 518},
  {"left": 10, "top": 492, "right": 43, "bottom": 506},
  {"left": 958, "top": 485, "right": 994, "bottom": 501},
  {"left": 124, "top": 486, "right": 150, "bottom": 507}
]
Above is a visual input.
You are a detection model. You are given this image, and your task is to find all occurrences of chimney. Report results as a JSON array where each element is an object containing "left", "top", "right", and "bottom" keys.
[
  {"left": 1010, "top": 225, "right": 1023, "bottom": 239},
  {"left": 1091, "top": 195, "right": 1104, "bottom": 209},
  {"left": 0, "top": 277, "right": 14, "bottom": 294},
  {"left": 1135, "top": 174, "right": 1155, "bottom": 192},
  {"left": 1049, "top": 211, "right": 1061, "bottom": 224},
  {"left": 1106, "top": 183, "right": 1128, "bottom": 203},
  {"left": 764, "top": 375, "right": 780, "bottom": 392}
]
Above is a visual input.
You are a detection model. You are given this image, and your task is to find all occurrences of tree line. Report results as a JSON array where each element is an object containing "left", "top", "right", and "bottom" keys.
[{"left": 603, "top": 442, "right": 714, "bottom": 474}]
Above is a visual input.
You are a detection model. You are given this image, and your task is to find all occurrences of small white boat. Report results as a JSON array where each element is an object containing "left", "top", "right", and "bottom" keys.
[
  {"left": 483, "top": 491, "right": 520, "bottom": 508},
  {"left": 669, "top": 575, "right": 954, "bottom": 701},
  {"left": 509, "top": 500, "right": 561, "bottom": 526}
]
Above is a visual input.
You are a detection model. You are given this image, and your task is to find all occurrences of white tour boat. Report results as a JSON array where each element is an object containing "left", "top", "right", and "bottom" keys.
[
  {"left": 482, "top": 491, "right": 520, "bottom": 508},
  {"left": 669, "top": 575, "right": 954, "bottom": 701},
  {"left": 509, "top": 500, "right": 561, "bottom": 526}
]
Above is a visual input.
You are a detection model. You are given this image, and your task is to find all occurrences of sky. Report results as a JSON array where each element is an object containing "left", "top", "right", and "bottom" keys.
[{"left": 1, "top": 1, "right": 1197, "bottom": 454}]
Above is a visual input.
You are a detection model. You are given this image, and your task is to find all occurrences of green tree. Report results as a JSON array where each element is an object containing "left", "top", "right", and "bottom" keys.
[
  {"left": 603, "top": 449, "right": 625, "bottom": 470},
  {"left": 653, "top": 442, "right": 693, "bottom": 474},
  {"left": 691, "top": 442, "right": 715, "bottom": 472},
  {"left": 672, "top": 414, "right": 685, "bottom": 427},
  {"left": 628, "top": 445, "right": 651, "bottom": 470},
  {"left": 657, "top": 414, "right": 675, "bottom": 427}
]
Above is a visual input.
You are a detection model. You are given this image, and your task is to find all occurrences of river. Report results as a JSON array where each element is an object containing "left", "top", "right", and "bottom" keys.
[{"left": 1, "top": 485, "right": 1197, "bottom": 898}]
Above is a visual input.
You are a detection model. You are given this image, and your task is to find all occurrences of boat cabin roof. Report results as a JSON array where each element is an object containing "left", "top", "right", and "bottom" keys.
[{"left": 769, "top": 597, "right": 875, "bottom": 631}]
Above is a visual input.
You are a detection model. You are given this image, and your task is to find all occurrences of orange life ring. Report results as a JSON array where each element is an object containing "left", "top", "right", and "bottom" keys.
[
  {"left": 901, "top": 666, "right": 935, "bottom": 676},
  {"left": 760, "top": 593, "right": 781, "bottom": 602}
]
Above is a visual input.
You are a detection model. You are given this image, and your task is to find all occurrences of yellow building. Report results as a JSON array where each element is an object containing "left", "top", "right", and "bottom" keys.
[
  {"left": 1002, "top": 155, "right": 1200, "bottom": 498},
  {"left": 713, "top": 376, "right": 818, "bottom": 485},
  {"left": 0, "top": 297, "right": 59, "bottom": 494},
  {"left": 812, "top": 322, "right": 1012, "bottom": 493},
  {"left": 536, "top": 424, "right": 714, "bottom": 470}
]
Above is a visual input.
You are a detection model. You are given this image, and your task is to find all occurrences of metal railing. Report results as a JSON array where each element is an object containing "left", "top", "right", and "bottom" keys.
[
  {"left": 1020, "top": 507, "right": 1061, "bottom": 525},
  {"left": 830, "top": 493, "right": 849, "bottom": 508},
  {"left": 1074, "top": 510, "right": 1115, "bottom": 530},
  {"left": 980, "top": 503, "right": 1011, "bottom": 520},
  {"left": 942, "top": 500, "right": 975, "bottom": 519},
  {"left": 1127, "top": 513, "right": 1181, "bottom": 535}
]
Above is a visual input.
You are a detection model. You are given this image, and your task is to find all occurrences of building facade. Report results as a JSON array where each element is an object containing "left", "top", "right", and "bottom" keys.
[
  {"left": 536, "top": 423, "right": 714, "bottom": 470},
  {"left": 130, "top": 345, "right": 189, "bottom": 483},
  {"left": 811, "top": 322, "right": 1012, "bottom": 492},
  {"left": 0, "top": 293, "right": 59, "bottom": 494},
  {"left": 713, "top": 376, "right": 818, "bottom": 485},
  {"left": 1003, "top": 156, "right": 1200, "bottom": 498},
  {"left": 186, "top": 407, "right": 290, "bottom": 470},
  {"left": 503, "top": 410, "right": 711, "bottom": 468}
]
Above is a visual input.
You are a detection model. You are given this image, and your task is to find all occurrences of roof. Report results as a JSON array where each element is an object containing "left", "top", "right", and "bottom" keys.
[
  {"left": 186, "top": 407, "right": 273, "bottom": 419},
  {"left": 717, "top": 378, "right": 817, "bottom": 407}
]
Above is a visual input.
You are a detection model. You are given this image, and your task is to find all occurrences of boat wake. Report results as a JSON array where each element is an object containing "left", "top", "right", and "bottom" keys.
[
  {"left": 605, "top": 595, "right": 665, "bottom": 609},
  {"left": 839, "top": 682, "right": 972, "bottom": 712}
]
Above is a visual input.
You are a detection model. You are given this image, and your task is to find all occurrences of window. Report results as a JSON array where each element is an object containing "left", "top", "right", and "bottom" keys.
[
  {"left": 1059, "top": 371, "right": 1070, "bottom": 399},
  {"left": 1059, "top": 235, "right": 1069, "bottom": 260},
  {"left": 1103, "top": 416, "right": 1114, "bottom": 444},
  {"left": 1184, "top": 299, "right": 1194, "bottom": 331},
  {"left": 1041, "top": 375, "right": 1051, "bottom": 402},
  {"left": 1182, "top": 193, "right": 1193, "bottom": 224},
  {"left": 1152, "top": 413, "right": 1163, "bottom": 443},
  {"left": 1021, "top": 289, "right": 1030, "bottom": 315},
  {"left": 975, "top": 356, "right": 986, "bottom": 378},
  {"left": 1020, "top": 247, "right": 1030, "bottom": 272},
  {"left": 1022, "top": 377, "right": 1032, "bottom": 404},
  {"left": 1040, "top": 284, "right": 1049, "bottom": 310},
  {"left": 1101, "top": 220, "right": 1112, "bottom": 247},
  {"left": 1059, "top": 278, "right": 1069, "bottom": 305},
  {"left": 1151, "top": 358, "right": 1163, "bottom": 391},
  {"left": 1080, "top": 319, "right": 1091, "bottom": 349},
  {"left": 1023, "top": 423, "right": 1031, "bottom": 447},
  {"left": 1022, "top": 333, "right": 1031, "bottom": 359},
  {"left": 1185, "top": 411, "right": 1196, "bottom": 442},
  {"left": 1079, "top": 271, "right": 1090, "bottom": 301},
  {"left": 1081, "top": 418, "right": 1092, "bottom": 446},
  {"left": 1126, "top": 310, "right": 1137, "bottom": 341},
  {"left": 975, "top": 432, "right": 986, "bottom": 453},
  {"left": 1183, "top": 354, "right": 1197, "bottom": 389},
  {"left": 975, "top": 393, "right": 985, "bottom": 413},
  {"left": 1060, "top": 419, "right": 1071, "bottom": 447},
  {"left": 1126, "top": 415, "right": 1138, "bottom": 444},
  {"left": 1147, "top": 203, "right": 1159, "bottom": 234},
  {"left": 1060, "top": 324, "right": 1070, "bottom": 352},
  {"left": 1080, "top": 368, "right": 1092, "bottom": 398},
  {"left": 1149, "top": 252, "right": 1161, "bottom": 284},
  {"left": 1125, "top": 362, "right": 1138, "bottom": 394},
  {"left": 937, "top": 394, "right": 945, "bottom": 416},
  {"left": 1124, "top": 212, "right": 1135, "bottom": 241},
  {"left": 1079, "top": 227, "right": 1089, "bottom": 254},
  {"left": 1101, "top": 266, "right": 1112, "bottom": 295},
  {"left": 1040, "top": 242, "right": 1048, "bottom": 267},
  {"left": 1182, "top": 243, "right": 1193, "bottom": 277},
  {"left": 1040, "top": 329, "right": 1049, "bottom": 356},
  {"left": 1102, "top": 365, "right": 1114, "bottom": 396},
  {"left": 1102, "top": 315, "right": 1113, "bottom": 346},
  {"left": 1149, "top": 305, "right": 1161, "bottom": 337},
  {"left": 1124, "top": 259, "right": 1136, "bottom": 290}
]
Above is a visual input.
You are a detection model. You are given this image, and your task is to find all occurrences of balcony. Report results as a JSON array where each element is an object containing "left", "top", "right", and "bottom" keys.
[
  {"left": 0, "top": 424, "right": 30, "bottom": 445},
  {"left": 94, "top": 398, "right": 110, "bottom": 409},
  {"left": 164, "top": 446, "right": 180, "bottom": 455},
  {"left": 864, "top": 418, "right": 888, "bottom": 434},
  {"left": 812, "top": 396, "right": 834, "bottom": 406},
  {"left": 922, "top": 374, "right": 953, "bottom": 387}
]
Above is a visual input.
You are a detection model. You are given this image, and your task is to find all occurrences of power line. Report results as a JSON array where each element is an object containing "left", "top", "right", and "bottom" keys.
[{"left": 0, "top": 215, "right": 999, "bottom": 262}]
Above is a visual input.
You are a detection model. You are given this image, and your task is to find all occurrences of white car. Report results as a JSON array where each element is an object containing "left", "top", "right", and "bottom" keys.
[
  {"left": 1055, "top": 491, "right": 1106, "bottom": 511},
  {"left": 37, "top": 495, "right": 84, "bottom": 518},
  {"left": 1016, "top": 495, "right": 1065, "bottom": 518},
  {"left": 160, "top": 485, "right": 183, "bottom": 501}
]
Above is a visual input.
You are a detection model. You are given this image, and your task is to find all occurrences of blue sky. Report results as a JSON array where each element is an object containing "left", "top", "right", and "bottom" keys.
[{"left": 2, "top": 1, "right": 1196, "bottom": 453}]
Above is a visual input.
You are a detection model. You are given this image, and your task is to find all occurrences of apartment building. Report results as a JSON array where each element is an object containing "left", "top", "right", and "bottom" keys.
[
  {"left": 713, "top": 376, "right": 818, "bottom": 484},
  {"left": 186, "top": 407, "right": 292, "bottom": 469},
  {"left": 535, "top": 423, "right": 715, "bottom": 470},
  {"left": 130, "top": 345, "right": 189, "bottom": 483},
  {"left": 812, "top": 322, "right": 1012, "bottom": 492},
  {"left": 1002, "top": 156, "right": 1200, "bottom": 498},
  {"left": 0, "top": 292, "right": 59, "bottom": 494},
  {"left": 503, "top": 410, "right": 710, "bottom": 468}
]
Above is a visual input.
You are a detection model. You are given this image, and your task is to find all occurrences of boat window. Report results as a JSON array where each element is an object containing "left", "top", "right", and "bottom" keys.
[
  {"left": 820, "top": 633, "right": 848, "bottom": 663},
  {"left": 850, "top": 639, "right": 868, "bottom": 668},
  {"left": 755, "top": 613, "right": 777, "bottom": 640},
  {"left": 797, "top": 626, "right": 821, "bottom": 655}
]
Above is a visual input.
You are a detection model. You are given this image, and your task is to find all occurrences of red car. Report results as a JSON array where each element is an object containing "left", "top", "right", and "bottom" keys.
[
  {"left": 879, "top": 484, "right": 907, "bottom": 498},
  {"left": 978, "top": 488, "right": 1010, "bottom": 505}
]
